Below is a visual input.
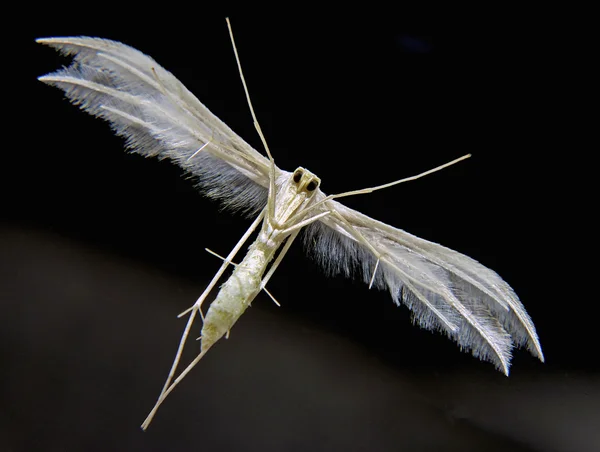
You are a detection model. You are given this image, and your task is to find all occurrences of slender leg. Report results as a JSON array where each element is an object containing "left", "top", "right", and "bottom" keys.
[
  {"left": 205, "top": 247, "right": 282, "bottom": 307},
  {"left": 327, "top": 209, "right": 451, "bottom": 308},
  {"left": 205, "top": 248, "right": 238, "bottom": 267},
  {"left": 143, "top": 228, "right": 304, "bottom": 425},
  {"left": 368, "top": 258, "right": 380, "bottom": 289},
  {"left": 259, "top": 230, "right": 300, "bottom": 290},
  {"left": 261, "top": 287, "right": 281, "bottom": 307},
  {"left": 141, "top": 209, "right": 265, "bottom": 430},
  {"left": 258, "top": 211, "right": 331, "bottom": 293},
  {"left": 186, "top": 137, "right": 213, "bottom": 162},
  {"left": 177, "top": 210, "right": 265, "bottom": 318},
  {"left": 141, "top": 348, "right": 209, "bottom": 430},
  {"left": 279, "top": 210, "right": 330, "bottom": 236},
  {"left": 329, "top": 209, "right": 382, "bottom": 259}
]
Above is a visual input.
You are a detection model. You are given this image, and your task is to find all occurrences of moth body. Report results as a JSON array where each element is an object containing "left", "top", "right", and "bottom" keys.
[
  {"left": 201, "top": 167, "right": 322, "bottom": 351},
  {"left": 201, "top": 240, "right": 277, "bottom": 352}
]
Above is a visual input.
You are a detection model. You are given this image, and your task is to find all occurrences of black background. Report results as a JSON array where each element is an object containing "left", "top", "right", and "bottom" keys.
[{"left": 2, "top": 5, "right": 594, "bottom": 452}]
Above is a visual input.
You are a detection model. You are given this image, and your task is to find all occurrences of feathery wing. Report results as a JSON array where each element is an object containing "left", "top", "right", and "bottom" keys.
[
  {"left": 304, "top": 198, "right": 544, "bottom": 374},
  {"left": 37, "top": 36, "right": 270, "bottom": 215}
]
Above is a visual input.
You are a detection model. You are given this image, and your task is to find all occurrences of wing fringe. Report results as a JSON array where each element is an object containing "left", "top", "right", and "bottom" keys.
[
  {"left": 38, "top": 36, "right": 270, "bottom": 216},
  {"left": 304, "top": 202, "right": 543, "bottom": 374}
]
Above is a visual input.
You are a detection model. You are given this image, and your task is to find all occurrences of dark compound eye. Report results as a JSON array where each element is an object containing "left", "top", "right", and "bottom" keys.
[
  {"left": 293, "top": 170, "right": 303, "bottom": 183},
  {"left": 306, "top": 180, "right": 318, "bottom": 191}
]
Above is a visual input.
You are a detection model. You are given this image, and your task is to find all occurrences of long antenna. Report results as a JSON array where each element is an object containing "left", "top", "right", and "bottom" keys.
[
  {"left": 330, "top": 153, "right": 472, "bottom": 200},
  {"left": 286, "top": 153, "right": 472, "bottom": 225},
  {"left": 226, "top": 17, "right": 273, "bottom": 163},
  {"left": 226, "top": 17, "right": 277, "bottom": 219}
]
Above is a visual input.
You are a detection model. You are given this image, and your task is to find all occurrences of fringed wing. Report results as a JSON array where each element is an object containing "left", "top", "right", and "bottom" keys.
[
  {"left": 38, "top": 36, "right": 270, "bottom": 215},
  {"left": 304, "top": 197, "right": 544, "bottom": 374}
]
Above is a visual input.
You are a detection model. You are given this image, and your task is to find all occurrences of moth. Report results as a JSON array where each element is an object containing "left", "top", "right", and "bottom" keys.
[{"left": 38, "top": 19, "right": 543, "bottom": 429}]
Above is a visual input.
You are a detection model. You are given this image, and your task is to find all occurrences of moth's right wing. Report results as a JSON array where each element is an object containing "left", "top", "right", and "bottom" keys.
[
  {"left": 38, "top": 36, "right": 271, "bottom": 215},
  {"left": 304, "top": 195, "right": 543, "bottom": 375}
]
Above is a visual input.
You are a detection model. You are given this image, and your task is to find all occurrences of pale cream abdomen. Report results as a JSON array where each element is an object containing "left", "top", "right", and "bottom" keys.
[{"left": 200, "top": 242, "right": 274, "bottom": 352}]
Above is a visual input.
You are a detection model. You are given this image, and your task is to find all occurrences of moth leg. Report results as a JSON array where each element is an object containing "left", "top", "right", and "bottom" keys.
[
  {"left": 329, "top": 209, "right": 383, "bottom": 261},
  {"left": 368, "top": 258, "right": 380, "bottom": 289},
  {"left": 203, "top": 247, "right": 281, "bottom": 307},
  {"left": 279, "top": 210, "right": 330, "bottom": 236},
  {"left": 327, "top": 209, "right": 457, "bottom": 324},
  {"left": 326, "top": 209, "right": 444, "bottom": 299},
  {"left": 142, "top": 348, "right": 209, "bottom": 430},
  {"left": 205, "top": 248, "right": 239, "bottom": 267},
  {"left": 264, "top": 210, "right": 334, "bottom": 287},
  {"left": 261, "top": 286, "right": 281, "bottom": 307},
  {"left": 177, "top": 211, "right": 265, "bottom": 319},
  {"left": 186, "top": 134, "right": 214, "bottom": 162},
  {"left": 141, "top": 208, "right": 266, "bottom": 430},
  {"left": 257, "top": 211, "right": 332, "bottom": 302},
  {"left": 259, "top": 229, "right": 300, "bottom": 292}
]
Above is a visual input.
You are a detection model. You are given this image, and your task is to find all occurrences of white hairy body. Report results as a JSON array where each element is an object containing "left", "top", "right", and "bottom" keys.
[
  {"left": 201, "top": 168, "right": 323, "bottom": 353},
  {"left": 200, "top": 242, "right": 267, "bottom": 351},
  {"left": 37, "top": 19, "right": 544, "bottom": 430}
]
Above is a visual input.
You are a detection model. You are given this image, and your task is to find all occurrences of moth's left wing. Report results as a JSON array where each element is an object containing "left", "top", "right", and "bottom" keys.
[
  {"left": 38, "top": 36, "right": 272, "bottom": 215},
  {"left": 304, "top": 196, "right": 544, "bottom": 374}
]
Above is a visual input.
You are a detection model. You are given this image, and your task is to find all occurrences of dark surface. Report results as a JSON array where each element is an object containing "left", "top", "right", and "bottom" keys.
[{"left": 2, "top": 7, "right": 595, "bottom": 452}]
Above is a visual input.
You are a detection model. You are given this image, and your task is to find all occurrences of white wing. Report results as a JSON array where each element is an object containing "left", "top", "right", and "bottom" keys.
[
  {"left": 37, "top": 36, "right": 271, "bottom": 215},
  {"left": 304, "top": 197, "right": 544, "bottom": 375}
]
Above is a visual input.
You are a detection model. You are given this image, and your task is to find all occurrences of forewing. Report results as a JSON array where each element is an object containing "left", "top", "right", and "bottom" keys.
[
  {"left": 304, "top": 197, "right": 543, "bottom": 374},
  {"left": 38, "top": 36, "right": 270, "bottom": 215}
]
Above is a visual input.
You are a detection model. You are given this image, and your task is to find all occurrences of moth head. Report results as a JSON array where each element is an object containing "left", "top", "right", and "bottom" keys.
[{"left": 292, "top": 167, "right": 320, "bottom": 195}]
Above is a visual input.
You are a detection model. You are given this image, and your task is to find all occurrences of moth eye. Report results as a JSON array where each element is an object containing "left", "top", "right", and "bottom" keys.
[
  {"left": 306, "top": 180, "right": 318, "bottom": 191},
  {"left": 293, "top": 170, "right": 303, "bottom": 183}
]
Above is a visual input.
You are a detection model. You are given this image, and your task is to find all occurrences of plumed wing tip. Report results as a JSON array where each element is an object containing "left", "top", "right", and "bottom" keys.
[
  {"left": 37, "top": 75, "right": 69, "bottom": 87},
  {"left": 36, "top": 36, "right": 84, "bottom": 44},
  {"left": 36, "top": 37, "right": 69, "bottom": 46},
  {"left": 494, "top": 347, "right": 512, "bottom": 376},
  {"left": 37, "top": 75, "right": 54, "bottom": 83},
  {"left": 36, "top": 36, "right": 103, "bottom": 52},
  {"left": 533, "top": 338, "right": 545, "bottom": 363},
  {"left": 502, "top": 336, "right": 544, "bottom": 376}
]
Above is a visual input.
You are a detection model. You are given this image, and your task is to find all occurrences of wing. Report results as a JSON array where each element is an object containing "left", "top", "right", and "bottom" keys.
[
  {"left": 37, "top": 36, "right": 271, "bottom": 215},
  {"left": 304, "top": 195, "right": 544, "bottom": 375}
]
